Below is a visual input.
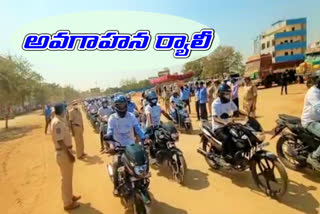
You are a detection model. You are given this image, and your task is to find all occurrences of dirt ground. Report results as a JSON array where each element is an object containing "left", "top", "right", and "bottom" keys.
[{"left": 1, "top": 84, "right": 320, "bottom": 214}]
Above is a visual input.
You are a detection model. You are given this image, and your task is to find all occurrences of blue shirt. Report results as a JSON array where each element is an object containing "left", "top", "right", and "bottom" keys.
[
  {"left": 199, "top": 87, "right": 208, "bottom": 104},
  {"left": 127, "top": 101, "right": 137, "bottom": 113},
  {"left": 195, "top": 88, "right": 200, "bottom": 101},
  {"left": 45, "top": 106, "right": 52, "bottom": 118},
  {"left": 180, "top": 88, "right": 190, "bottom": 100}
]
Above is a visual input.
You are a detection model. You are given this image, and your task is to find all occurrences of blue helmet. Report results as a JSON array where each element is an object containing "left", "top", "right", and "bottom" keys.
[
  {"left": 146, "top": 90, "right": 158, "bottom": 105},
  {"left": 113, "top": 95, "right": 127, "bottom": 117}
]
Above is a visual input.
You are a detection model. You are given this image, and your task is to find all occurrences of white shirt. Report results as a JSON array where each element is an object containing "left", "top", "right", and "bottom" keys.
[
  {"left": 98, "top": 106, "right": 114, "bottom": 118},
  {"left": 88, "top": 103, "right": 98, "bottom": 113},
  {"left": 107, "top": 112, "right": 138, "bottom": 146},
  {"left": 301, "top": 86, "right": 320, "bottom": 127},
  {"left": 145, "top": 104, "right": 162, "bottom": 128},
  {"left": 212, "top": 98, "right": 238, "bottom": 131}
]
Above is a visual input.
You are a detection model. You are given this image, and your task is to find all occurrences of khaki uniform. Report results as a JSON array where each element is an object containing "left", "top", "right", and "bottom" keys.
[
  {"left": 51, "top": 115, "right": 74, "bottom": 207},
  {"left": 207, "top": 86, "right": 215, "bottom": 116},
  {"left": 69, "top": 107, "right": 85, "bottom": 158},
  {"left": 243, "top": 84, "right": 258, "bottom": 117}
]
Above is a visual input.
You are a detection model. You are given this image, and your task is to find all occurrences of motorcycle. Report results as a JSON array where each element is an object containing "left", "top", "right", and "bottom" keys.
[
  {"left": 170, "top": 100, "right": 193, "bottom": 133},
  {"left": 99, "top": 115, "right": 110, "bottom": 151},
  {"left": 272, "top": 114, "right": 320, "bottom": 172},
  {"left": 197, "top": 117, "right": 288, "bottom": 199},
  {"left": 148, "top": 122, "right": 187, "bottom": 184},
  {"left": 88, "top": 109, "right": 100, "bottom": 133},
  {"left": 107, "top": 143, "right": 151, "bottom": 214}
]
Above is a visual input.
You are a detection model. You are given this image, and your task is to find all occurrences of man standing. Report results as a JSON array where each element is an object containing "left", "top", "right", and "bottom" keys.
[
  {"left": 51, "top": 103, "right": 81, "bottom": 210},
  {"left": 199, "top": 81, "right": 208, "bottom": 120},
  {"left": 281, "top": 71, "right": 288, "bottom": 95},
  {"left": 180, "top": 85, "right": 191, "bottom": 113},
  {"left": 69, "top": 100, "right": 86, "bottom": 159},
  {"left": 195, "top": 82, "right": 201, "bottom": 121},
  {"left": 44, "top": 104, "right": 52, "bottom": 134}
]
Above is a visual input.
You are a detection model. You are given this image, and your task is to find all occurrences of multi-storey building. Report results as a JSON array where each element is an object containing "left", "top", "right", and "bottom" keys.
[{"left": 258, "top": 17, "right": 307, "bottom": 72}]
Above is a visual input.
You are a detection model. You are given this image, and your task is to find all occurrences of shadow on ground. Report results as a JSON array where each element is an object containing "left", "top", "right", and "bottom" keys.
[
  {"left": 0, "top": 125, "right": 41, "bottom": 143},
  {"left": 155, "top": 166, "right": 209, "bottom": 190},
  {"left": 81, "top": 154, "right": 104, "bottom": 165},
  {"left": 67, "top": 203, "right": 103, "bottom": 214},
  {"left": 213, "top": 169, "right": 319, "bottom": 214}
]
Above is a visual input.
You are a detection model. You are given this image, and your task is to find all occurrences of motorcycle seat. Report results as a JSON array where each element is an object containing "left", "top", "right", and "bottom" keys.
[{"left": 279, "top": 114, "right": 301, "bottom": 124}]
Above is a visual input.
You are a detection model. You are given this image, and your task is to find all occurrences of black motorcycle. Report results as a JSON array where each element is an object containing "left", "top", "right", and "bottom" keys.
[
  {"left": 197, "top": 117, "right": 288, "bottom": 199},
  {"left": 171, "top": 100, "right": 193, "bottom": 133},
  {"left": 272, "top": 114, "right": 320, "bottom": 172},
  {"left": 107, "top": 143, "right": 151, "bottom": 214},
  {"left": 148, "top": 122, "right": 187, "bottom": 184}
]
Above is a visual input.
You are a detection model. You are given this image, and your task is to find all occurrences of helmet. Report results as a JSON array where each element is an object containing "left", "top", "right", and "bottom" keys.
[
  {"left": 218, "top": 84, "right": 231, "bottom": 103},
  {"left": 146, "top": 91, "right": 158, "bottom": 106},
  {"left": 113, "top": 95, "right": 127, "bottom": 118},
  {"left": 102, "top": 98, "right": 108, "bottom": 108},
  {"left": 54, "top": 103, "right": 65, "bottom": 115}
]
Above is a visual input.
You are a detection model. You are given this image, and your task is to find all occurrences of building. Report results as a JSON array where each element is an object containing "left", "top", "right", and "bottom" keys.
[
  {"left": 257, "top": 17, "right": 307, "bottom": 72},
  {"left": 158, "top": 69, "right": 170, "bottom": 77}
]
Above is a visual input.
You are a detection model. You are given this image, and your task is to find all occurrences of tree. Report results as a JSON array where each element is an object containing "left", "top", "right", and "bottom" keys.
[
  {"left": 184, "top": 58, "right": 203, "bottom": 77},
  {"left": 201, "top": 46, "right": 244, "bottom": 79}
]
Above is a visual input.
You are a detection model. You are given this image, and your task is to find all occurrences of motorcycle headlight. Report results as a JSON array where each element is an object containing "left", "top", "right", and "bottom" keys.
[
  {"left": 134, "top": 164, "right": 148, "bottom": 177},
  {"left": 171, "top": 133, "right": 179, "bottom": 141},
  {"left": 254, "top": 132, "right": 265, "bottom": 142}
]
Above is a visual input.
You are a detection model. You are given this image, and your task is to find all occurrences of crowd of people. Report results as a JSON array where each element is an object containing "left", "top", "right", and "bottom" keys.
[{"left": 42, "top": 71, "right": 320, "bottom": 211}]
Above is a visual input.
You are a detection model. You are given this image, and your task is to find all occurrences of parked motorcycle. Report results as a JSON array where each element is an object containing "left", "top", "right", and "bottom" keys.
[
  {"left": 107, "top": 143, "right": 151, "bottom": 214},
  {"left": 170, "top": 100, "right": 193, "bottom": 133},
  {"left": 148, "top": 122, "right": 187, "bottom": 184},
  {"left": 197, "top": 117, "right": 288, "bottom": 199},
  {"left": 272, "top": 114, "right": 320, "bottom": 172}
]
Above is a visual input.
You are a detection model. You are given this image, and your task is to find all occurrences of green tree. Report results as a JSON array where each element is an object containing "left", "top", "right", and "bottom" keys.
[{"left": 184, "top": 58, "right": 203, "bottom": 77}]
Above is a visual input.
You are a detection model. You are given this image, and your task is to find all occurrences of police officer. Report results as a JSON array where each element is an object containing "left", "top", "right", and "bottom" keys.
[
  {"left": 51, "top": 103, "right": 81, "bottom": 210},
  {"left": 69, "top": 100, "right": 86, "bottom": 159}
]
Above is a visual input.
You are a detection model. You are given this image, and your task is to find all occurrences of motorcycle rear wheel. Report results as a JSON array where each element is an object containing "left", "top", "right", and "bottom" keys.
[
  {"left": 251, "top": 158, "right": 288, "bottom": 199},
  {"left": 172, "top": 154, "right": 187, "bottom": 184}
]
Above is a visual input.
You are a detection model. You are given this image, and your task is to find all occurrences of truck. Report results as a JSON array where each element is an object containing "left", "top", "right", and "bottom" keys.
[
  {"left": 245, "top": 54, "right": 274, "bottom": 88},
  {"left": 296, "top": 41, "right": 320, "bottom": 77}
]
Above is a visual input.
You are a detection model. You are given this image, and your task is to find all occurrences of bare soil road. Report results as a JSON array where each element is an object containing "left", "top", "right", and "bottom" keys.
[{"left": 1, "top": 84, "right": 319, "bottom": 214}]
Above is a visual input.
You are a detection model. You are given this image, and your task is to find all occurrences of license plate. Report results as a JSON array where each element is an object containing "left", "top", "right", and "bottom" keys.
[{"left": 256, "top": 142, "right": 269, "bottom": 150}]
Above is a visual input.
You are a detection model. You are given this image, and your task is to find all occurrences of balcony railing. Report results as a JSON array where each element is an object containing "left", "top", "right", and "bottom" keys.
[
  {"left": 275, "top": 41, "right": 306, "bottom": 51},
  {"left": 275, "top": 54, "right": 305, "bottom": 63},
  {"left": 275, "top": 29, "right": 306, "bottom": 39}
]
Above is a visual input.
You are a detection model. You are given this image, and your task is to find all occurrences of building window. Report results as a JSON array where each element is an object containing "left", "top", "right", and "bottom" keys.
[
  {"left": 285, "top": 40, "right": 288, "bottom": 43},
  {"left": 267, "top": 41, "right": 270, "bottom": 48},
  {"left": 272, "top": 51, "right": 275, "bottom": 57},
  {"left": 285, "top": 52, "right": 288, "bottom": 56},
  {"left": 284, "top": 30, "right": 286, "bottom": 32},
  {"left": 292, "top": 27, "right": 295, "bottom": 31},
  {"left": 261, "top": 43, "right": 265, "bottom": 50},
  {"left": 280, "top": 42, "right": 283, "bottom": 44},
  {"left": 291, "top": 51, "right": 294, "bottom": 55},
  {"left": 290, "top": 40, "right": 293, "bottom": 43}
]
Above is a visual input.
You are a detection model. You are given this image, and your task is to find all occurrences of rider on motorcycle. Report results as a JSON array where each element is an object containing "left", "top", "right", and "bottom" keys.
[
  {"left": 104, "top": 95, "right": 146, "bottom": 196},
  {"left": 127, "top": 94, "right": 138, "bottom": 113},
  {"left": 211, "top": 83, "right": 239, "bottom": 168},
  {"left": 144, "top": 91, "right": 172, "bottom": 163},
  {"left": 98, "top": 98, "right": 114, "bottom": 152},
  {"left": 169, "top": 90, "right": 183, "bottom": 122},
  {"left": 302, "top": 70, "right": 320, "bottom": 170}
]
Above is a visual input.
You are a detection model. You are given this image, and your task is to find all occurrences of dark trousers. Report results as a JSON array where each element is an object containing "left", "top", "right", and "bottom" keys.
[
  {"left": 199, "top": 103, "right": 208, "bottom": 120},
  {"left": 195, "top": 100, "right": 200, "bottom": 120},
  {"left": 281, "top": 84, "right": 287, "bottom": 95},
  {"left": 214, "top": 127, "right": 234, "bottom": 156},
  {"left": 183, "top": 99, "right": 191, "bottom": 113},
  {"left": 45, "top": 117, "right": 51, "bottom": 134}
]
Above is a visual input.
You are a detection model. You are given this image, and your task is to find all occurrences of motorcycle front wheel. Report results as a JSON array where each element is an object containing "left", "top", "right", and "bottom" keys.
[
  {"left": 171, "top": 153, "right": 187, "bottom": 184},
  {"left": 251, "top": 157, "right": 288, "bottom": 199},
  {"left": 133, "top": 197, "right": 151, "bottom": 214}
]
